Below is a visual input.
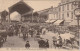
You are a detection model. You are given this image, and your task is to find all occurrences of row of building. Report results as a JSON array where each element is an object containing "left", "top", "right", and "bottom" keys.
[
  {"left": 0, "top": 0, "right": 80, "bottom": 26},
  {"left": 21, "top": 0, "right": 80, "bottom": 26}
]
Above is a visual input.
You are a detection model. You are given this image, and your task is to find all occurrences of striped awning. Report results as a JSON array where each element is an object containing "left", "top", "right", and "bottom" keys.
[
  {"left": 45, "top": 20, "right": 50, "bottom": 23},
  {"left": 50, "top": 20, "right": 56, "bottom": 23},
  {"left": 54, "top": 20, "right": 64, "bottom": 25},
  {"left": 45, "top": 19, "right": 56, "bottom": 23}
]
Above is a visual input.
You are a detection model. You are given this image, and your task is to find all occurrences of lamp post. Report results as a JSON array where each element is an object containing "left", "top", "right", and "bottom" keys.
[
  {"left": 73, "top": 1, "right": 80, "bottom": 38},
  {"left": 74, "top": 8, "right": 80, "bottom": 37}
]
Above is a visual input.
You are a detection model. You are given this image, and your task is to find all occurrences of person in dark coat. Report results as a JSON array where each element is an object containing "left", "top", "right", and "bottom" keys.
[
  {"left": 57, "top": 36, "right": 62, "bottom": 48},
  {"left": 25, "top": 41, "right": 30, "bottom": 48},
  {"left": 1, "top": 32, "right": 7, "bottom": 42},
  {"left": 38, "top": 38, "right": 45, "bottom": 48},
  {"left": 45, "top": 39, "right": 49, "bottom": 48},
  {"left": 29, "top": 28, "right": 34, "bottom": 37},
  {"left": 0, "top": 35, "right": 4, "bottom": 48},
  {"left": 22, "top": 27, "right": 27, "bottom": 40}
]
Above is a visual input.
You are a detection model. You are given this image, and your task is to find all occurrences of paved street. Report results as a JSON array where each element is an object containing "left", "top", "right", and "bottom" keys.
[
  {"left": 2, "top": 31, "right": 56, "bottom": 48},
  {"left": 3, "top": 35, "right": 39, "bottom": 48},
  {"left": 0, "top": 31, "right": 78, "bottom": 51}
]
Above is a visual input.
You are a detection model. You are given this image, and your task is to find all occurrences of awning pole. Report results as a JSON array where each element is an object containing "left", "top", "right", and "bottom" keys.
[
  {"left": 8, "top": 11, "right": 10, "bottom": 24},
  {"left": 77, "top": 17, "right": 79, "bottom": 37},
  {"left": 32, "top": 11, "right": 33, "bottom": 22},
  {"left": 38, "top": 14, "right": 40, "bottom": 23}
]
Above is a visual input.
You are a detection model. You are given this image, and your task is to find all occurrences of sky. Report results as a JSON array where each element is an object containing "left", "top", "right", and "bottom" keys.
[
  {"left": 10, "top": 11, "right": 21, "bottom": 21},
  {"left": 0, "top": 0, "right": 61, "bottom": 12}
]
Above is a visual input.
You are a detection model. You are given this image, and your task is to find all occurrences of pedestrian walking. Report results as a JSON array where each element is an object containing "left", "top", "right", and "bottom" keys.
[
  {"left": 25, "top": 41, "right": 30, "bottom": 48},
  {"left": 29, "top": 28, "right": 34, "bottom": 37},
  {"left": 22, "top": 27, "right": 27, "bottom": 40},
  {"left": 52, "top": 36, "right": 57, "bottom": 48},
  {"left": 23, "top": 34, "right": 26, "bottom": 41},
  {"left": 56, "top": 35, "right": 63, "bottom": 48},
  {"left": 18, "top": 26, "right": 22, "bottom": 37}
]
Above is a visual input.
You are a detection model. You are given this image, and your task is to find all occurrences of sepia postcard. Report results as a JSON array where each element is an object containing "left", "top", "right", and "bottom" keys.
[{"left": 0, "top": 0, "right": 79, "bottom": 51}]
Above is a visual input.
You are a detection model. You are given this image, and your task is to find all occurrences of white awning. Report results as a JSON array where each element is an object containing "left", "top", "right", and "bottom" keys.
[
  {"left": 54, "top": 20, "right": 64, "bottom": 25},
  {"left": 45, "top": 20, "right": 56, "bottom": 23},
  {"left": 69, "top": 20, "right": 80, "bottom": 25},
  {"left": 50, "top": 20, "right": 56, "bottom": 23},
  {"left": 45, "top": 20, "right": 50, "bottom": 23}
]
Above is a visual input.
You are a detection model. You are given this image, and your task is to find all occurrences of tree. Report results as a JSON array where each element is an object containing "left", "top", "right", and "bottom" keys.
[{"left": 1, "top": 10, "right": 8, "bottom": 22}]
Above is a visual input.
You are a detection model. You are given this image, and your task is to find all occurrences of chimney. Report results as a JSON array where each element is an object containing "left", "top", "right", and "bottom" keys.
[{"left": 51, "top": 6, "right": 53, "bottom": 9}]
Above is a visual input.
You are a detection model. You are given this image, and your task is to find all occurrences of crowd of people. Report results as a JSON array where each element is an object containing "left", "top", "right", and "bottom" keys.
[{"left": 0, "top": 23, "right": 79, "bottom": 49}]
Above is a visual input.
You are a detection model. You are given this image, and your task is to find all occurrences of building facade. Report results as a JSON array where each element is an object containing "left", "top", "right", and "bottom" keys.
[
  {"left": 48, "top": 6, "right": 58, "bottom": 20},
  {"left": 20, "top": 0, "right": 80, "bottom": 25},
  {"left": 58, "top": 0, "right": 80, "bottom": 25},
  {"left": 45, "top": 6, "right": 58, "bottom": 23},
  {"left": 22, "top": 6, "right": 58, "bottom": 23}
]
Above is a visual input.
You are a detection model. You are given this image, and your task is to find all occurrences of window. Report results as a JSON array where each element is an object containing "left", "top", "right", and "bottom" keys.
[
  {"left": 73, "top": 2, "right": 78, "bottom": 8},
  {"left": 59, "top": 13, "right": 60, "bottom": 19},
  {"left": 54, "top": 14, "right": 55, "bottom": 19},
  {"left": 63, "top": 5, "right": 64, "bottom": 11},
  {"left": 71, "top": 12, "right": 73, "bottom": 19},
  {"left": 67, "top": 12, "right": 69, "bottom": 17},
  {"left": 67, "top": 4, "right": 69, "bottom": 10},
  {"left": 59, "top": 7, "right": 61, "bottom": 12},
  {"left": 71, "top": 2, "right": 73, "bottom": 9},
  {"left": 71, "top": 2, "right": 74, "bottom": 9},
  {"left": 62, "top": 14, "right": 64, "bottom": 19}
]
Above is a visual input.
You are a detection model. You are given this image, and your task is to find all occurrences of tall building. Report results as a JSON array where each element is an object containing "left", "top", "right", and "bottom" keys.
[
  {"left": 58, "top": 0, "right": 80, "bottom": 25},
  {"left": 45, "top": 6, "right": 58, "bottom": 23},
  {"left": 37, "top": 6, "right": 58, "bottom": 23}
]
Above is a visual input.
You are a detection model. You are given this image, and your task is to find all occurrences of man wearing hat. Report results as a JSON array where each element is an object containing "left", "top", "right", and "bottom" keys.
[{"left": 25, "top": 41, "right": 30, "bottom": 48}]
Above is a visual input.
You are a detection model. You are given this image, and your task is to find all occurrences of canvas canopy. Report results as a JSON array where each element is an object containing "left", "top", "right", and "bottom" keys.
[{"left": 54, "top": 20, "right": 64, "bottom": 25}]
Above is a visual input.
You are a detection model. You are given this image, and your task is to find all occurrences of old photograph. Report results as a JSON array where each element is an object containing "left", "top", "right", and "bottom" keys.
[{"left": 0, "top": 0, "right": 79, "bottom": 51}]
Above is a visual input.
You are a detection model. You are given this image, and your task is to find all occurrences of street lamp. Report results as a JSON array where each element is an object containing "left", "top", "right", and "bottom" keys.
[
  {"left": 74, "top": 8, "right": 80, "bottom": 37},
  {"left": 73, "top": 1, "right": 80, "bottom": 38}
]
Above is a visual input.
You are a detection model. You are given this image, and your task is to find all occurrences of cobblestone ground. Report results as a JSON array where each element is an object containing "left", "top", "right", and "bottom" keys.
[
  {"left": 2, "top": 31, "right": 79, "bottom": 51},
  {"left": 3, "top": 35, "right": 39, "bottom": 48}
]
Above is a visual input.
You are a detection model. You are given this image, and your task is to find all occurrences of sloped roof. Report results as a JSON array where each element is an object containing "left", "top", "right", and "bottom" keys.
[
  {"left": 33, "top": 8, "right": 51, "bottom": 16},
  {"left": 9, "top": 1, "right": 33, "bottom": 15},
  {"left": 37, "top": 8, "right": 50, "bottom": 14}
]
